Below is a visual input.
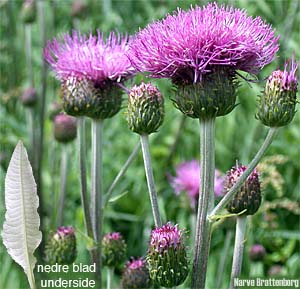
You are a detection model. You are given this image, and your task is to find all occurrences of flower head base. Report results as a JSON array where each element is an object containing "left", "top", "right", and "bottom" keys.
[
  {"left": 20, "top": 87, "right": 37, "bottom": 107},
  {"left": 169, "top": 160, "right": 224, "bottom": 208},
  {"left": 45, "top": 226, "right": 77, "bottom": 264},
  {"left": 225, "top": 164, "right": 261, "bottom": 215},
  {"left": 102, "top": 232, "right": 127, "bottom": 268},
  {"left": 53, "top": 114, "right": 77, "bottom": 143},
  {"left": 44, "top": 31, "right": 134, "bottom": 118},
  {"left": 127, "top": 82, "right": 164, "bottom": 134},
  {"left": 147, "top": 223, "right": 188, "bottom": 288},
  {"left": 257, "top": 57, "right": 298, "bottom": 127},
  {"left": 121, "top": 258, "right": 151, "bottom": 289},
  {"left": 249, "top": 244, "right": 266, "bottom": 262},
  {"left": 128, "top": 3, "right": 279, "bottom": 83}
]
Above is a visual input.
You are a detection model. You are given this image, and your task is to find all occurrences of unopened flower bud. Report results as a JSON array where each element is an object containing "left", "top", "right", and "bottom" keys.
[
  {"left": 102, "top": 232, "right": 127, "bottom": 268},
  {"left": 71, "top": 0, "right": 88, "bottom": 18},
  {"left": 20, "top": 87, "right": 37, "bottom": 107},
  {"left": 121, "top": 258, "right": 151, "bottom": 289},
  {"left": 257, "top": 58, "right": 298, "bottom": 127},
  {"left": 54, "top": 114, "right": 77, "bottom": 143},
  {"left": 21, "top": 0, "right": 36, "bottom": 24},
  {"left": 225, "top": 164, "right": 261, "bottom": 215},
  {"left": 45, "top": 226, "right": 77, "bottom": 264},
  {"left": 174, "top": 68, "right": 237, "bottom": 119},
  {"left": 249, "top": 244, "right": 266, "bottom": 262},
  {"left": 49, "top": 101, "right": 62, "bottom": 121},
  {"left": 127, "top": 82, "right": 164, "bottom": 135},
  {"left": 147, "top": 222, "right": 189, "bottom": 288}
]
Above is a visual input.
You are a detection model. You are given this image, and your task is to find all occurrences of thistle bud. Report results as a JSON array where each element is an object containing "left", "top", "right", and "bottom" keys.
[
  {"left": 268, "top": 265, "right": 284, "bottom": 277},
  {"left": 53, "top": 114, "right": 77, "bottom": 143},
  {"left": 49, "top": 101, "right": 62, "bottom": 121},
  {"left": 121, "top": 258, "right": 151, "bottom": 289},
  {"left": 225, "top": 164, "right": 261, "bottom": 216},
  {"left": 45, "top": 226, "right": 77, "bottom": 264},
  {"left": 102, "top": 232, "right": 127, "bottom": 268},
  {"left": 20, "top": 87, "right": 37, "bottom": 107},
  {"left": 21, "top": 0, "right": 36, "bottom": 24},
  {"left": 71, "top": 0, "right": 88, "bottom": 18},
  {"left": 249, "top": 244, "right": 266, "bottom": 262},
  {"left": 257, "top": 58, "right": 298, "bottom": 127},
  {"left": 147, "top": 222, "right": 189, "bottom": 288},
  {"left": 127, "top": 82, "right": 164, "bottom": 135},
  {"left": 174, "top": 68, "right": 237, "bottom": 119}
]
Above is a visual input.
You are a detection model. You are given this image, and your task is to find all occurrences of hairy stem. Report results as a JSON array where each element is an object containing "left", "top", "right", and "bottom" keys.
[
  {"left": 216, "top": 230, "right": 234, "bottom": 289},
  {"left": 230, "top": 216, "right": 247, "bottom": 289},
  {"left": 91, "top": 119, "right": 103, "bottom": 285},
  {"left": 140, "top": 134, "right": 162, "bottom": 227},
  {"left": 210, "top": 127, "right": 278, "bottom": 217},
  {"left": 191, "top": 118, "right": 215, "bottom": 289},
  {"left": 57, "top": 145, "right": 68, "bottom": 226},
  {"left": 103, "top": 142, "right": 140, "bottom": 208}
]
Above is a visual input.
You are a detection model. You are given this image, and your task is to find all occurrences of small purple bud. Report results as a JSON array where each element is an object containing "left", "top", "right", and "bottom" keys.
[
  {"left": 48, "top": 101, "right": 62, "bottom": 121},
  {"left": 249, "top": 244, "right": 266, "bottom": 262},
  {"left": 21, "top": 0, "right": 36, "bottom": 24},
  {"left": 147, "top": 222, "right": 189, "bottom": 288},
  {"left": 127, "top": 82, "right": 164, "bottom": 135},
  {"left": 268, "top": 265, "right": 284, "bottom": 277},
  {"left": 71, "top": 0, "right": 88, "bottom": 18},
  {"left": 45, "top": 226, "right": 77, "bottom": 264},
  {"left": 225, "top": 164, "right": 261, "bottom": 215},
  {"left": 53, "top": 114, "right": 77, "bottom": 143},
  {"left": 121, "top": 258, "right": 151, "bottom": 289},
  {"left": 102, "top": 232, "right": 127, "bottom": 268},
  {"left": 20, "top": 87, "right": 37, "bottom": 107}
]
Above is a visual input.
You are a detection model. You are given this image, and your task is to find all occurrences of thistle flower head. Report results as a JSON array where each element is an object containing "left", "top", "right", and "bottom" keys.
[
  {"left": 128, "top": 3, "right": 279, "bottom": 83},
  {"left": 102, "top": 232, "right": 127, "bottom": 268},
  {"left": 249, "top": 244, "right": 266, "bottom": 262},
  {"left": 45, "top": 31, "right": 134, "bottom": 87},
  {"left": 225, "top": 163, "right": 261, "bottom": 215},
  {"left": 44, "top": 31, "right": 134, "bottom": 118},
  {"left": 121, "top": 258, "right": 151, "bottom": 289},
  {"left": 20, "top": 87, "right": 37, "bottom": 107},
  {"left": 257, "top": 57, "right": 298, "bottom": 127},
  {"left": 53, "top": 113, "right": 77, "bottom": 143},
  {"left": 127, "top": 82, "right": 164, "bottom": 135},
  {"left": 147, "top": 223, "right": 188, "bottom": 287},
  {"left": 169, "top": 160, "right": 224, "bottom": 208},
  {"left": 45, "top": 226, "right": 77, "bottom": 264}
]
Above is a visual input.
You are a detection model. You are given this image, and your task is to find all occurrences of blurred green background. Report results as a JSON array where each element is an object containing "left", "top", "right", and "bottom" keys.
[{"left": 0, "top": 0, "right": 299, "bottom": 288}]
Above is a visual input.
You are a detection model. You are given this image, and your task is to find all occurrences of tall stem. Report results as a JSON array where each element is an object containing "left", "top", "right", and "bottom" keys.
[
  {"left": 230, "top": 216, "right": 247, "bottom": 289},
  {"left": 140, "top": 134, "right": 162, "bottom": 227},
  {"left": 107, "top": 268, "right": 113, "bottom": 289},
  {"left": 25, "top": 24, "right": 33, "bottom": 87},
  {"left": 210, "top": 127, "right": 278, "bottom": 217},
  {"left": 57, "top": 145, "right": 68, "bottom": 226},
  {"left": 77, "top": 117, "right": 93, "bottom": 237},
  {"left": 191, "top": 117, "right": 215, "bottom": 289},
  {"left": 216, "top": 230, "right": 234, "bottom": 289},
  {"left": 103, "top": 142, "right": 140, "bottom": 208},
  {"left": 91, "top": 119, "right": 103, "bottom": 285}
]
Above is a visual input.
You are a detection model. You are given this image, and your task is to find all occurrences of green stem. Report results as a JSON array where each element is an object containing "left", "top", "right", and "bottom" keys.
[
  {"left": 25, "top": 24, "right": 33, "bottom": 87},
  {"left": 230, "top": 216, "right": 247, "bottom": 289},
  {"left": 140, "top": 134, "right": 162, "bottom": 227},
  {"left": 77, "top": 117, "right": 93, "bottom": 239},
  {"left": 216, "top": 230, "right": 234, "bottom": 289},
  {"left": 57, "top": 145, "right": 68, "bottom": 226},
  {"left": 210, "top": 127, "right": 278, "bottom": 217},
  {"left": 191, "top": 118, "right": 215, "bottom": 289},
  {"left": 103, "top": 142, "right": 140, "bottom": 208},
  {"left": 107, "top": 268, "right": 113, "bottom": 289},
  {"left": 91, "top": 119, "right": 103, "bottom": 285}
]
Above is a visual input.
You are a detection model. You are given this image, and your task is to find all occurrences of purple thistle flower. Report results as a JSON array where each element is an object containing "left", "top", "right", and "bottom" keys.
[
  {"left": 44, "top": 30, "right": 134, "bottom": 88},
  {"left": 126, "top": 258, "right": 146, "bottom": 270},
  {"left": 55, "top": 226, "right": 75, "bottom": 239},
  {"left": 249, "top": 244, "right": 266, "bottom": 262},
  {"left": 128, "top": 3, "right": 279, "bottom": 84},
  {"left": 104, "top": 232, "right": 122, "bottom": 240},
  {"left": 169, "top": 160, "right": 225, "bottom": 207}
]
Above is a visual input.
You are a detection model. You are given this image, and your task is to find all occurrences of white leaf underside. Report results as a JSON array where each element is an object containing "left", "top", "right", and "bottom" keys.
[{"left": 2, "top": 141, "right": 42, "bottom": 286}]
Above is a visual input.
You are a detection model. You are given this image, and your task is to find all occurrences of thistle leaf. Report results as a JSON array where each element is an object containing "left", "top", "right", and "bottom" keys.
[{"left": 2, "top": 141, "right": 42, "bottom": 289}]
